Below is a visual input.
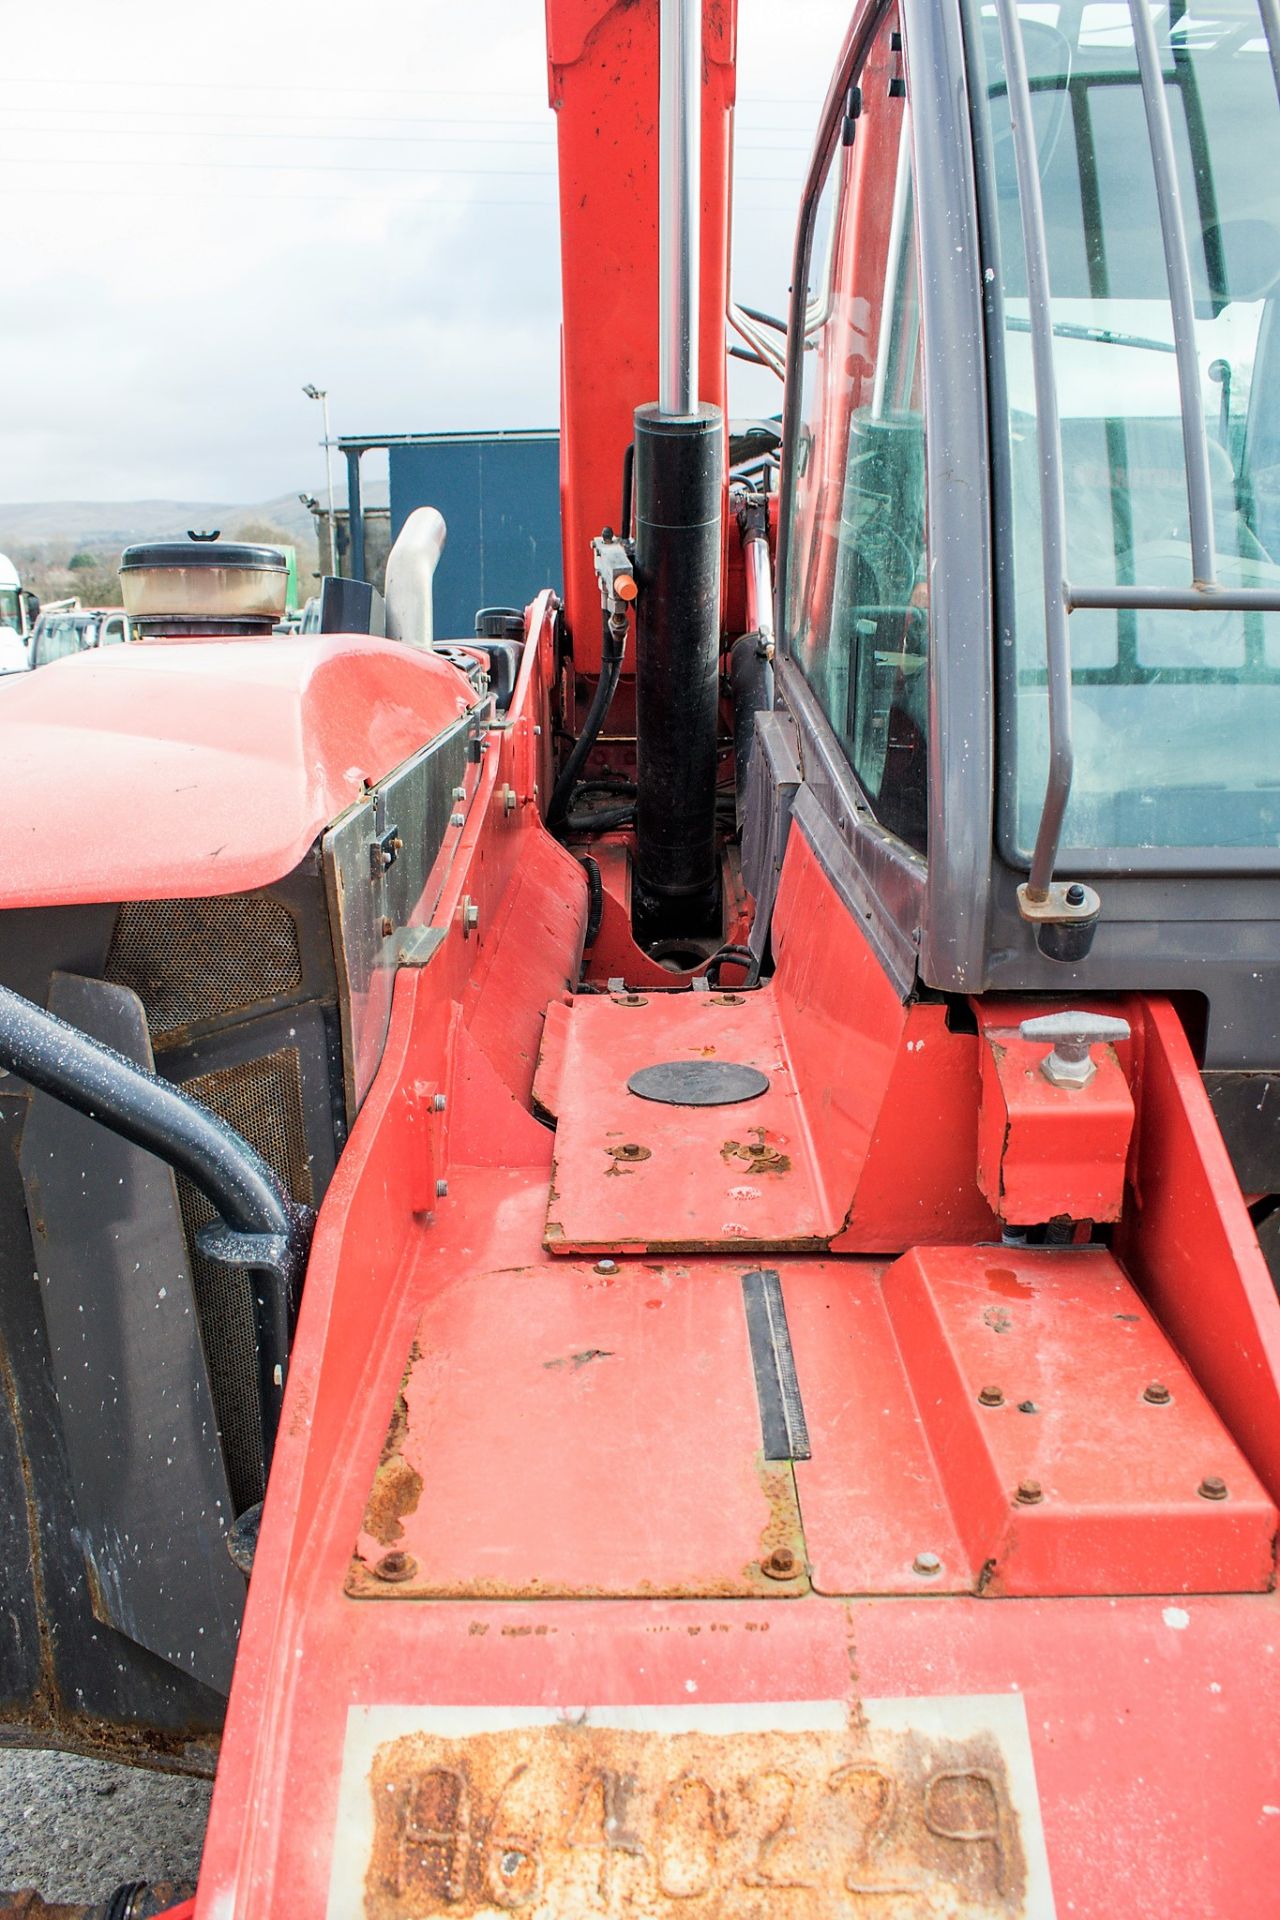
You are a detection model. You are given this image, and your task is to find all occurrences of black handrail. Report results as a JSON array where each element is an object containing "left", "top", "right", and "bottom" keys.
[{"left": 0, "top": 981, "right": 313, "bottom": 1474}]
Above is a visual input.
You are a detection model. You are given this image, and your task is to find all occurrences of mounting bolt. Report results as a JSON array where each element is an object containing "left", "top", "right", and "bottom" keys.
[
  {"left": 499, "top": 783, "right": 518, "bottom": 815},
  {"left": 761, "top": 1547, "right": 798, "bottom": 1580},
  {"left": 1019, "top": 1011, "right": 1132, "bottom": 1090},
  {"left": 372, "top": 1550, "right": 417, "bottom": 1583},
  {"left": 1065, "top": 883, "right": 1086, "bottom": 906},
  {"left": 1198, "top": 1475, "right": 1229, "bottom": 1500},
  {"left": 912, "top": 1551, "right": 942, "bottom": 1577},
  {"left": 594, "top": 1258, "right": 619, "bottom": 1276},
  {"left": 460, "top": 897, "right": 480, "bottom": 937},
  {"left": 450, "top": 811, "right": 465, "bottom": 828},
  {"left": 452, "top": 784, "right": 466, "bottom": 800},
  {"left": 978, "top": 1385, "right": 1005, "bottom": 1407},
  {"left": 435, "top": 1178, "right": 449, "bottom": 1199},
  {"left": 381, "top": 916, "right": 394, "bottom": 938},
  {"left": 1143, "top": 1381, "right": 1172, "bottom": 1405},
  {"left": 433, "top": 1093, "right": 448, "bottom": 1112},
  {"left": 1016, "top": 1479, "right": 1044, "bottom": 1505}
]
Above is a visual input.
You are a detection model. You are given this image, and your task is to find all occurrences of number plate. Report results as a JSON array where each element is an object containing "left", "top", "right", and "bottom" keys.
[{"left": 329, "top": 1699, "right": 1055, "bottom": 1917}]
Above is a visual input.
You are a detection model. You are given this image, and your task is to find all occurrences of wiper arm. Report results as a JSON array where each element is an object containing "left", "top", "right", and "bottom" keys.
[{"left": 1006, "top": 314, "right": 1177, "bottom": 354}]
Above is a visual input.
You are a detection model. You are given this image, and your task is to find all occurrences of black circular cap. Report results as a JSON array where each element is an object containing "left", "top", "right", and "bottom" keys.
[
  {"left": 475, "top": 605, "right": 525, "bottom": 640},
  {"left": 120, "top": 541, "right": 286, "bottom": 571},
  {"left": 627, "top": 1061, "right": 770, "bottom": 1107}
]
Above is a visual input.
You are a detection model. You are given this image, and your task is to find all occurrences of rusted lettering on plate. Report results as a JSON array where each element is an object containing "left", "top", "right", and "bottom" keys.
[{"left": 362, "top": 1721, "right": 1031, "bottom": 1917}]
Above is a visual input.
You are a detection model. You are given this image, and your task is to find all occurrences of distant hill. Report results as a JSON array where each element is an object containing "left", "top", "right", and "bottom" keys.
[{"left": 0, "top": 492, "right": 323, "bottom": 553}]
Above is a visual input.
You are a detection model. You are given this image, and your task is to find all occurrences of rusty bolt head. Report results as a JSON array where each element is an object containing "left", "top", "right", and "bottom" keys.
[
  {"left": 381, "top": 916, "right": 395, "bottom": 938},
  {"left": 1015, "top": 1479, "right": 1044, "bottom": 1505},
  {"left": 594, "top": 1258, "right": 619, "bottom": 1276},
  {"left": 978, "top": 1385, "right": 1005, "bottom": 1407},
  {"left": 372, "top": 1550, "right": 417, "bottom": 1583},
  {"left": 608, "top": 1142, "right": 651, "bottom": 1163},
  {"left": 1144, "top": 1381, "right": 1172, "bottom": 1405},
  {"left": 912, "top": 1551, "right": 942, "bottom": 1577},
  {"left": 1198, "top": 1475, "right": 1229, "bottom": 1501},
  {"left": 713, "top": 993, "right": 747, "bottom": 1006},
  {"left": 761, "top": 1547, "right": 797, "bottom": 1580},
  {"left": 617, "top": 992, "right": 648, "bottom": 1007}
]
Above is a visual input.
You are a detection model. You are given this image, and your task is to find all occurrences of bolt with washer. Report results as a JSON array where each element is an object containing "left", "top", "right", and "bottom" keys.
[
  {"left": 978, "top": 1385, "right": 1004, "bottom": 1407},
  {"left": 1198, "top": 1475, "right": 1229, "bottom": 1501},
  {"left": 913, "top": 1551, "right": 942, "bottom": 1577},
  {"left": 1016, "top": 1479, "right": 1044, "bottom": 1505},
  {"left": 372, "top": 1550, "right": 417, "bottom": 1583},
  {"left": 594, "top": 1258, "right": 619, "bottom": 1276},
  {"left": 761, "top": 1547, "right": 798, "bottom": 1580}
]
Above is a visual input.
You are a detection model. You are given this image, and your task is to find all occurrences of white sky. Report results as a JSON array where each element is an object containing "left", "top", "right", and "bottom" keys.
[{"left": 0, "top": 1, "right": 848, "bottom": 504}]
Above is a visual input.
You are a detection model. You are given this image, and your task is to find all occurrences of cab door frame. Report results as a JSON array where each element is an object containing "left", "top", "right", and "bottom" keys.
[{"left": 775, "top": 0, "right": 995, "bottom": 995}]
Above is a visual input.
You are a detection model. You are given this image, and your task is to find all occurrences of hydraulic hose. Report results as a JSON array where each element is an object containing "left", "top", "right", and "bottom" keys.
[
  {"left": 548, "top": 606, "right": 627, "bottom": 829},
  {"left": 0, "top": 980, "right": 312, "bottom": 1469}
]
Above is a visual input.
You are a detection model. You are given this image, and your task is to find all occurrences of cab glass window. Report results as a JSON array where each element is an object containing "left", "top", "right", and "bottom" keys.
[
  {"left": 783, "top": 6, "right": 929, "bottom": 853},
  {"left": 37, "top": 618, "right": 84, "bottom": 665},
  {"left": 980, "top": 0, "right": 1280, "bottom": 853}
]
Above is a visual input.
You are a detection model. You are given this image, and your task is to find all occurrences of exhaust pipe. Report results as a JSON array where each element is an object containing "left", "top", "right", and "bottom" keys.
[{"left": 633, "top": 0, "right": 724, "bottom": 937}]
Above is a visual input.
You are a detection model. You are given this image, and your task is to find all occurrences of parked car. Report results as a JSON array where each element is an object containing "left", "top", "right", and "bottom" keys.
[{"left": 29, "top": 607, "right": 130, "bottom": 668}]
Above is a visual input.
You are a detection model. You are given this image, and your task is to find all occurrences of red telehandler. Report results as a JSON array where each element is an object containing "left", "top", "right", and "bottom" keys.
[{"left": 3, "top": 0, "right": 1280, "bottom": 1913}]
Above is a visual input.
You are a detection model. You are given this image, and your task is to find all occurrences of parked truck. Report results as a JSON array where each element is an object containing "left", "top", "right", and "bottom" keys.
[{"left": 0, "top": 550, "right": 37, "bottom": 673}]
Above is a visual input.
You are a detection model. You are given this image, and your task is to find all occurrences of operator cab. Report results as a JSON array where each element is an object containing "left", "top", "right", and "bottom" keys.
[{"left": 771, "top": 0, "right": 1280, "bottom": 1219}]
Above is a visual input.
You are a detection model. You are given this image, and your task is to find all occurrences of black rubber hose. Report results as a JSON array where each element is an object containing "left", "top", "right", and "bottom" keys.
[
  {"left": 0, "top": 982, "right": 303, "bottom": 1240},
  {"left": 705, "top": 943, "right": 762, "bottom": 988},
  {"left": 565, "top": 803, "right": 634, "bottom": 834},
  {"left": 581, "top": 854, "right": 604, "bottom": 948},
  {"left": 548, "top": 607, "right": 626, "bottom": 830},
  {"left": 621, "top": 441, "right": 636, "bottom": 540},
  {"left": 0, "top": 981, "right": 312, "bottom": 1469}
]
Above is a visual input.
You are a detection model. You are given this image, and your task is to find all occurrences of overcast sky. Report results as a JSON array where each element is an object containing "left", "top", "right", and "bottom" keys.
[{"left": 0, "top": 1, "right": 847, "bottom": 505}]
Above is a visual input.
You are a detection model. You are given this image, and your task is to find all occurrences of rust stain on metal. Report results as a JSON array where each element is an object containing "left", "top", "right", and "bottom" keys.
[
  {"left": 360, "top": 1719, "right": 1031, "bottom": 1917},
  {"left": 346, "top": 1454, "right": 809, "bottom": 1604},
  {"left": 363, "top": 1345, "right": 425, "bottom": 1547},
  {"left": 720, "top": 1128, "right": 791, "bottom": 1175},
  {"left": 842, "top": 1604, "right": 868, "bottom": 1737},
  {"left": 543, "top": 1349, "right": 615, "bottom": 1372},
  {"left": 745, "top": 1458, "right": 808, "bottom": 1594}
]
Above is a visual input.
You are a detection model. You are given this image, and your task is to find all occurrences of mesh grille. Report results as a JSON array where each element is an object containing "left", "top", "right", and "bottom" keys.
[
  {"left": 106, "top": 896, "right": 303, "bottom": 1039},
  {"left": 175, "top": 1046, "right": 313, "bottom": 1515}
]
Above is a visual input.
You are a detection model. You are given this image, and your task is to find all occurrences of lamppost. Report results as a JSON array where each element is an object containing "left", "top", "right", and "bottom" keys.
[{"left": 302, "top": 384, "right": 338, "bottom": 576}]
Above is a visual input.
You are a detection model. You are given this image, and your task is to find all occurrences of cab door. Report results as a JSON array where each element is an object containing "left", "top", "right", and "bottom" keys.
[{"left": 775, "top": 0, "right": 993, "bottom": 993}]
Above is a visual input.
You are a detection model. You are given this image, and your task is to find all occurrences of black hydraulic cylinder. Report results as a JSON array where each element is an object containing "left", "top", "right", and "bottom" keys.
[
  {"left": 632, "top": 401, "right": 724, "bottom": 933},
  {"left": 729, "top": 631, "right": 774, "bottom": 830}
]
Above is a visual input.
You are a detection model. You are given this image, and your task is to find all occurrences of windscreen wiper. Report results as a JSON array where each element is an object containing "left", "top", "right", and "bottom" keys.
[{"left": 1006, "top": 314, "right": 1177, "bottom": 354}]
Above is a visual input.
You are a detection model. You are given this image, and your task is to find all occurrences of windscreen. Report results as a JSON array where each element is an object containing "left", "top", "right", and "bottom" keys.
[{"left": 979, "top": 0, "right": 1280, "bottom": 854}]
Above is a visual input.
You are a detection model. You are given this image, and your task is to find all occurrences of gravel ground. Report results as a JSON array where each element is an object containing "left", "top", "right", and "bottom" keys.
[{"left": 0, "top": 1748, "right": 212, "bottom": 1906}]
